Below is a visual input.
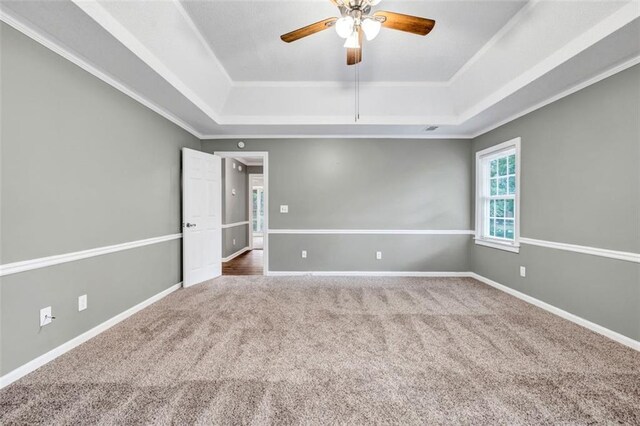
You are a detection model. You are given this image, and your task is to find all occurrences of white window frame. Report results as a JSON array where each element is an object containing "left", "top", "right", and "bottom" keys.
[{"left": 475, "top": 137, "right": 521, "bottom": 253}]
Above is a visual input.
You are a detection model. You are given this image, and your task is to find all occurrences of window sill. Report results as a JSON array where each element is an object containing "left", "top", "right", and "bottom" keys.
[{"left": 474, "top": 238, "right": 520, "bottom": 253}]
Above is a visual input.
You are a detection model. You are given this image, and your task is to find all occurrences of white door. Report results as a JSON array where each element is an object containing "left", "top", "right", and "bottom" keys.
[{"left": 182, "top": 148, "right": 221, "bottom": 287}]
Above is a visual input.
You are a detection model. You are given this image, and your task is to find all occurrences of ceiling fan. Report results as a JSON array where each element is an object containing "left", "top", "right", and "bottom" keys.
[{"left": 280, "top": 0, "right": 436, "bottom": 65}]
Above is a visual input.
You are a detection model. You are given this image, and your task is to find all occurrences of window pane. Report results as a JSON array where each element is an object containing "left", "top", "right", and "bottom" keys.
[
  {"left": 508, "top": 154, "right": 516, "bottom": 174},
  {"left": 498, "top": 177, "right": 508, "bottom": 195},
  {"left": 490, "top": 178, "right": 497, "bottom": 196},
  {"left": 496, "top": 199, "right": 505, "bottom": 217},
  {"left": 489, "top": 200, "right": 495, "bottom": 217},
  {"left": 506, "top": 199, "right": 514, "bottom": 218},
  {"left": 490, "top": 160, "right": 497, "bottom": 178},
  {"left": 496, "top": 219, "right": 505, "bottom": 238},
  {"left": 508, "top": 176, "right": 516, "bottom": 194},
  {"left": 498, "top": 157, "right": 508, "bottom": 176},
  {"left": 490, "top": 219, "right": 495, "bottom": 236},
  {"left": 505, "top": 220, "right": 514, "bottom": 240}
]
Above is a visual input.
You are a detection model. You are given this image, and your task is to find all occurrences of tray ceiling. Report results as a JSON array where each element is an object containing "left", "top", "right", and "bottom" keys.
[{"left": 1, "top": 0, "right": 638, "bottom": 139}]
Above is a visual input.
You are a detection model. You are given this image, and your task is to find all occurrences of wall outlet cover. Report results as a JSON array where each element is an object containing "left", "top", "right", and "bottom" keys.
[
  {"left": 232, "top": 188, "right": 236, "bottom": 196},
  {"left": 233, "top": 238, "right": 236, "bottom": 246},
  {"left": 520, "top": 266, "right": 526, "bottom": 277},
  {"left": 280, "top": 205, "right": 288, "bottom": 213},
  {"left": 232, "top": 162, "right": 236, "bottom": 169},
  {"left": 78, "top": 294, "right": 87, "bottom": 311},
  {"left": 40, "top": 306, "right": 52, "bottom": 327},
  {"left": 238, "top": 165, "right": 243, "bottom": 171},
  {"left": 301, "top": 250, "right": 307, "bottom": 258},
  {"left": 376, "top": 251, "right": 382, "bottom": 260}
]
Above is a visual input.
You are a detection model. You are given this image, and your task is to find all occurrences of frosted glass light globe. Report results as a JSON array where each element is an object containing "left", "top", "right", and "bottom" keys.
[
  {"left": 361, "top": 18, "right": 381, "bottom": 41},
  {"left": 335, "top": 16, "right": 355, "bottom": 38}
]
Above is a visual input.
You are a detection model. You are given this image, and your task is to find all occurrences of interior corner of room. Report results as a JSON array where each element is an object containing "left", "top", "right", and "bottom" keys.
[{"left": 1, "top": 1, "right": 639, "bottom": 422}]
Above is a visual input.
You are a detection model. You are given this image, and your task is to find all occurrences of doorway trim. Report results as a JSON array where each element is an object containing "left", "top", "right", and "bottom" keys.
[{"left": 214, "top": 151, "right": 269, "bottom": 275}]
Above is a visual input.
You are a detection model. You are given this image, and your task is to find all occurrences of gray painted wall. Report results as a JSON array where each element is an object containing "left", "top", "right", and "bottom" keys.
[
  {"left": 221, "top": 158, "right": 249, "bottom": 257},
  {"left": 203, "top": 138, "right": 472, "bottom": 272},
  {"left": 0, "top": 23, "right": 200, "bottom": 374},
  {"left": 470, "top": 64, "right": 640, "bottom": 340}
]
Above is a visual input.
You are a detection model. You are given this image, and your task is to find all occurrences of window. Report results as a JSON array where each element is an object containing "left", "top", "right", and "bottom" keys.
[{"left": 475, "top": 137, "right": 520, "bottom": 253}]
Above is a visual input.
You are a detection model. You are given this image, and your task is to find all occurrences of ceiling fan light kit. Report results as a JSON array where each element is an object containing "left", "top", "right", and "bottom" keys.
[
  {"left": 280, "top": 0, "right": 436, "bottom": 122},
  {"left": 280, "top": 0, "right": 436, "bottom": 66}
]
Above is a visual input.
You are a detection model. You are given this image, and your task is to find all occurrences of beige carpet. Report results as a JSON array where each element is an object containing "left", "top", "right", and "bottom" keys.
[{"left": 1, "top": 276, "right": 638, "bottom": 424}]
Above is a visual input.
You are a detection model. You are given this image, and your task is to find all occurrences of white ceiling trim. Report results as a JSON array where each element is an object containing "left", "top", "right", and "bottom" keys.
[
  {"left": 216, "top": 114, "right": 458, "bottom": 126},
  {"left": 231, "top": 80, "right": 451, "bottom": 88},
  {"left": 5, "top": 1, "right": 635, "bottom": 141},
  {"left": 70, "top": 0, "right": 226, "bottom": 123},
  {"left": 469, "top": 54, "right": 640, "bottom": 138},
  {"left": 447, "top": 0, "right": 540, "bottom": 86},
  {"left": 201, "top": 134, "right": 472, "bottom": 140},
  {"left": 457, "top": 1, "right": 640, "bottom": 124},
  {"left": 172, "top": 0, "right": 234, "bottom": 87},
  {"left": 4, "top": 0, "right": 638, "bottom": 139},
  {"left": 0, "top": 8, "right": 205, "bottom": 139}
]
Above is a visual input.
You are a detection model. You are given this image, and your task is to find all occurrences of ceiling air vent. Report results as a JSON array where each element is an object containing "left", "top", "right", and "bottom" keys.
[{"left": 423, "top": 126, "right": 439, "bottom": 132}]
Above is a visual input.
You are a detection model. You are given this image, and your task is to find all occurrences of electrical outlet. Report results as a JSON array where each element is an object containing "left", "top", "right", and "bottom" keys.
[
  {"left": 301, "top": 250, "right": 307, "bottom": 258},
  {"left": 280, "top": 205, "right": 288, "bottom": 213},
  {"left": 232, "top": 162, "right": 236, "bottom": 169},
  {"left": 520, "top": 266, "right": 526, "bottom": 277},
  {"left": 233, "top": 238, "right": 236, "bottom": 246},
  {"left": 78, "top": 294, "right": 87, "bottom": 311},
  {"left": 376, "top": 251, "right": 382, "bottom": 260},
  {"left": 40, "top": 306, "right": 53, "bottom": 327}
]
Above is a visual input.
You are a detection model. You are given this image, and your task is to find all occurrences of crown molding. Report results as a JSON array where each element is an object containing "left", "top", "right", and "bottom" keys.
[
  {"left": 201, "top": 134, "right": 472, "bottom": 140},
  {"left": 448, "top": 0, "right": 541, "bottom": 86},
  {"left": 4, "top": 1, "right": 637, "bottom": 139},
  {"left": 458, "top": 1, "right": 640, "bottom": 125},
  {"left": 70, "top": 0, "right": 226, "bottom": 124},
  {"left": 0, "top": 8, "right": 206, "bottom": 139},
  {"left": 469, "top": 54, "right": 640, "bottom": 138}
]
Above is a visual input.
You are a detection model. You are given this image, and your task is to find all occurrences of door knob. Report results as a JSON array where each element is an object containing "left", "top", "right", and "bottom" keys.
[{"left": 185, "top": 223, "right": 197, "bottom": 228}]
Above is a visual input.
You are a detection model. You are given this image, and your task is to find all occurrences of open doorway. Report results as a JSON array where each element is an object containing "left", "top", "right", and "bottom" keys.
[
  {"left": 215, "top": 152, "right": 268, "bottom": 276},
  {"left": 249, "top": 174, "right": 264, "bottom": 250}
]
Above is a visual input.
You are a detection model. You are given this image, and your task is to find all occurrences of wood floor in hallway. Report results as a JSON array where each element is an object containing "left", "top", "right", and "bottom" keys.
[{"left": 222, "top": 249, "right": 263, "bottom": 275}]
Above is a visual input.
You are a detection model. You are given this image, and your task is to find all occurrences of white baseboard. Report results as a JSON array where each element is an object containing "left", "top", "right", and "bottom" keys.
[
  {"left": 468, "top": 273, "right": 639, "bottom": 352},
  {"left": 222, "top": 247, "right": 250, "bottom": 262},
  {"left": 266, "top": 271, "right": 470, "bottom": 277},
  {"left": 0, "top": 282, "right": 182, "bottom": 389}
]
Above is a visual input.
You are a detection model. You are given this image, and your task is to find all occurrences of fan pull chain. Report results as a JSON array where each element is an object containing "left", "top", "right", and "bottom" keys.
[{"left": 354, "top": 61, "right": 360, "bottom": 122}]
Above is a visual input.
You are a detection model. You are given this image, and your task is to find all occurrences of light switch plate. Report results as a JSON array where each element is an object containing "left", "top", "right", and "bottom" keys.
[
  {"left": 376, "top": 251, "right": 382, "bottom": 260},
  {"left": 280, "top": 205, "right": 288, "bottom": 213},
  {"left": 233, "top": 238, "right": 236, "bottom": 246},
  {"left": 301, "top": 250, "right": 307, "bottom": 258},
  {"left": 40, "top": 306, "right": 52, "bottom": 327},
  {"left": 232, "top": 162, "right": 236, "bottom": 169},
  {"left": 78, "top": 294, "right": 87, "bottom": 311},
  {"left": 232, "top": 188, "right": 236, "bottom": 196},
  {"left": 520, "top": 266, "right": 526, "bottom": 277}
]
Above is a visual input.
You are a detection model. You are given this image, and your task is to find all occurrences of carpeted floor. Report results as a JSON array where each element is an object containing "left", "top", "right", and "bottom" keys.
[{"left": 1, "top": 276, "right": 638, "bottom": 424}]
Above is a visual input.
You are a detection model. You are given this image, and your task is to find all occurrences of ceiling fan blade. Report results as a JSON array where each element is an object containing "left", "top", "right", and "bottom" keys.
[
  {"left": 280, "top": 18, "right": 337, "bottom": 43},
  {"left": 373, "top": 11, "right": 436, "bottom": 36},
  {"left": 346, "top": 29, "right": 363, "bottom": 65},
  {"left": 347, "top": 46, "right": 362, "bottom": 65}
]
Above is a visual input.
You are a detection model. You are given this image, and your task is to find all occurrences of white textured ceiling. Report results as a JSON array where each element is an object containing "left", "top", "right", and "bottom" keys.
[
  {"left": 182, "top": 0, "right": 527, "bottom": 82},
  {"left": 1, "top": 0, "right": 638, "bottom": 138}
]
